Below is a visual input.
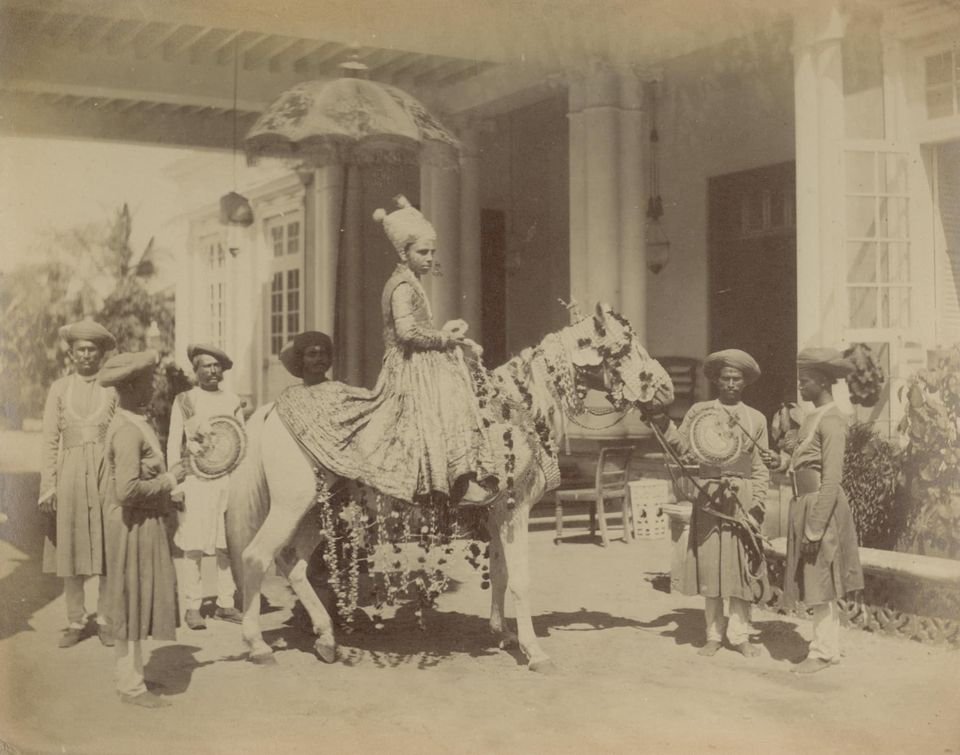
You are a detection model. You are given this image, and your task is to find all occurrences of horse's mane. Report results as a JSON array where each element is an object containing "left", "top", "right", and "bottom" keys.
[{"left": 482, "top": 320, "right": 591, "bottom": 463}]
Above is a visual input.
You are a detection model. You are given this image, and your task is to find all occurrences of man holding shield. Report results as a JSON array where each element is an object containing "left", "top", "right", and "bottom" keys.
[
  {"left": 651, "top": 349, "right": 770, "bottom": 658},
  {"left": 167, "top": 344, "right": 245, "bottom": 628}
]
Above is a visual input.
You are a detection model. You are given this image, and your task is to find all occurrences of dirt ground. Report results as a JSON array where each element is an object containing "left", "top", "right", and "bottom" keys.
[{"left": 1, "top": 463, "right": 959, "bottom": 755}]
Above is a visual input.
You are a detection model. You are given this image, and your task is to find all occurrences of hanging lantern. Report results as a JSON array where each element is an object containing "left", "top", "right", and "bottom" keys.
[
  {"left": 646, "top": 215, "right": 671, "bottom": 275},
  {"left": 218, "top": 39, "right": 254, "bottom": 237},
  {"left": 645, "top": 80, "right": 671, "bottom": 274},
  {"left": 219, "top": 191, "right": 254, "bottom": 227}
]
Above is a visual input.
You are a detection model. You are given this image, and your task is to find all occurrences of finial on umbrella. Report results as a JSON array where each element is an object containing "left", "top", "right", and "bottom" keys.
[{"left": 338, "top": 48, "right": 369, "bottom": 79}]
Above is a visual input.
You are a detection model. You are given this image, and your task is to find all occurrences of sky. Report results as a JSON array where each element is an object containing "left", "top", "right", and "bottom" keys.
[{"left": 0, "top": 137, "right": 204, "bottom": 273}]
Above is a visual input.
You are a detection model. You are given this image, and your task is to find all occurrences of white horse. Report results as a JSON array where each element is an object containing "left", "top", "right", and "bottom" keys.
[{"left": 226, "top": 303, "right": 673, "bottom": 671}]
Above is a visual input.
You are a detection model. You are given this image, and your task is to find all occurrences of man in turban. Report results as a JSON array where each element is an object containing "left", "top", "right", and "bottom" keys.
[
  {"left": 279, "top": 331, "right": 333, "bottom": 387},
  {"left": 167, "top": 344, "right": 244, "bottom": 629},
  {"left": 651, "top": 348, "right": 770, "bottom": 658},
  {"left": 762, "top": 348, "right": 864, "bottom": 673},
  {"left": 39, "top": 319, "right": 118, "bottom": 648}
]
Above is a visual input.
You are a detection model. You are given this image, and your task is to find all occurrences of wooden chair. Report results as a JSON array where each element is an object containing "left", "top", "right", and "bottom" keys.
[
  {"left": 653, "top": 356, "right": 700, "bottom": 423},
  {"left": 554, "top": 446, "right": 635, "bottom": 547}
]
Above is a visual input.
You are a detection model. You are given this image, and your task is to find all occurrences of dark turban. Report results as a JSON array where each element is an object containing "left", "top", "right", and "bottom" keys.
[
  {"left": 279, "top": 331, "right": 332, "bottom": 378},
  {"left": 98, "top": 350, "right": 158, "bottom": 388},
  {"left": 797, "top": 347, "right": 855, "bottom": 382},
  {"left": 703, "top": 349, "right": 761, "bottom": 386}
]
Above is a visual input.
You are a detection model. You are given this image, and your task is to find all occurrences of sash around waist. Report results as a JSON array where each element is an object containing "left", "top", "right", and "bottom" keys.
[
  {"left": 793, "top": 468, "right": 821, "bottom": 495},
  {"left": 62, "top": 425, "right": 103, "bottom": 449},
  {"left": 698, "top": 464, "right": 747, "bottom": 480}
]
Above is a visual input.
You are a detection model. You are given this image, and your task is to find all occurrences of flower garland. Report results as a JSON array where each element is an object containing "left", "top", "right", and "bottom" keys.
[{"left": 313, "top": 475, "right": 491, "bottom": 631}]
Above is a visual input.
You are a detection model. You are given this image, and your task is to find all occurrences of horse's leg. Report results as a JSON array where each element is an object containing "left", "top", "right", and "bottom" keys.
[
  {"left": 498, "top": 502, "right": 555, "bottom": 673},
  {"left": 275, "top": 522, "right": 337, "bottom": 663},
  {"left": 241, "top": 419, "right": 321, "bottom": 664},
  {"left": 487, "top": 509, "right": 517, "bottom": 650}
]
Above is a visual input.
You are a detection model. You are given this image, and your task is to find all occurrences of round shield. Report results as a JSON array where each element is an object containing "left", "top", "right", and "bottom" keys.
[
  {"left": 685, "top": 404, "right": 742, "bottom": 466},
  {"left": 187, "top": 415, "right": 247, "bottom": 480}
]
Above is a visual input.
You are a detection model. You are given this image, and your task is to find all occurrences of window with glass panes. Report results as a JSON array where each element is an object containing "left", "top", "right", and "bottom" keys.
[
  {"left": 925, "top": 45, "right": 959, "bottom": 120},
  {"left": 844, "top": 149, "right": 912, "bottom": 330},
  {"left": 265, "top": 213, "right": 303, "bottom": 356},
  {"left": 203, "top": 233, "right": 227, "bottom": 349}
]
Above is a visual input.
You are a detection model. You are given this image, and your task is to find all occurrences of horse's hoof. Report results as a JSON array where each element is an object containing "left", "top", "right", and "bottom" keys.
[
  {"left": 314, "top": 640, "right": 337, "bottom": 664},
  {"left": 249, "top": 652, "right": 277, "bottom": 666},
  {"left": 498, "top": 635, "right": 519, "bottom": 650},
  {"left": 529, "top": 659, "right": 557, "bottom": 674}
]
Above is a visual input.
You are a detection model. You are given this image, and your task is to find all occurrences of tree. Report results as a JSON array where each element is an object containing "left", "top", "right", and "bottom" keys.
[{"left": 0, "top": 204, "right": 179, "bottom": 425}]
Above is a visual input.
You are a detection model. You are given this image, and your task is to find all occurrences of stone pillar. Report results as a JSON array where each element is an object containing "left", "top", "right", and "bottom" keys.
[
  {"left": 459, "top": 125, "right": 483, "bottom": 343},
  {"left": 793, "top": 0, "right": 847, "bottom": 351},
  {"left": 421, "top": 159, "right": 461, "bottom": 327},
  {"left": 582, "top": 60, "right": 623, "bottom": 312},
  {"left": 303, "top": 165, "right": 344, "bottom": 339},
  {"left": 566, "top": 62, "right": 651, "bottom": 439}
]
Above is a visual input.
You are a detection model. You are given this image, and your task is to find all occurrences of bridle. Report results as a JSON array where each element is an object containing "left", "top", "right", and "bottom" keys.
[{"left": 566, "top": 361, "right": 629, "bottom": 430}]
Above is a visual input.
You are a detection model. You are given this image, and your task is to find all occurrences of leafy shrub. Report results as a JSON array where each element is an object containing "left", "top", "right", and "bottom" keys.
[
  {"left": 898, "top": 345, "right": 960, "bottom": 557},
  {"left": 842, "top": 422, "right": 912, "bottom": 550}
]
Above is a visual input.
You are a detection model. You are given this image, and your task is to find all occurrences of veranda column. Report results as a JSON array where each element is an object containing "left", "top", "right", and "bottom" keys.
[
  {"left": 421, "top": 155, "right": 462, "bottom": 326},
  {"left": 569, "top": 61, "right": 630, "bottom": 439},
  {"left": 459, "top": 125, "right": 483, "bottom": 342},
  {"left": 793, "top": 1, "right": 847, "bottom": 350},
  {"left": 303, "top": 166, "right": 344, "bottom": 339},
  {"left": 583, "top": 60, "right": 623, "bottom": 312}
]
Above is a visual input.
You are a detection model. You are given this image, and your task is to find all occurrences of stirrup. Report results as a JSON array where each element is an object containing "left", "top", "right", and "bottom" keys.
[{"left": 458, "top": 479, "right": 496, "bottom": 506}]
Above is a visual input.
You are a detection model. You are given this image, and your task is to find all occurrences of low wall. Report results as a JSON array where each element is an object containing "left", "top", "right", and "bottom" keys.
[{"left": 664, "top": 503, "right": 960, "bottom": 647}]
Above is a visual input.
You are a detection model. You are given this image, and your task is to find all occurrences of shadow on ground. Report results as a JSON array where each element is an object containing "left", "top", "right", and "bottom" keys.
[
  {"left": 0, "top": 472, "right": 63, "bottom": 640},
  {"left": 144, "top": 645, "right": 220, "bottom": 696},
  {"left": 635, "top": 605, "right": 809, "bottom": 660},
  {"left": 257, "top": 603, "right": 662, "bottom": 670}
]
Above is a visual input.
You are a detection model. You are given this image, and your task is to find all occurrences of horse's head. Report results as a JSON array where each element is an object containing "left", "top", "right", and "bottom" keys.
[{"left": 562, "top": 302, "right": 674, "bottom": 414}]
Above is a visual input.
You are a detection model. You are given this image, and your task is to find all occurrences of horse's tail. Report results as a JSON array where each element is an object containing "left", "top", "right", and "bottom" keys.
[{"left": 226, "top": 403, "right": 272, "bottom": 590}]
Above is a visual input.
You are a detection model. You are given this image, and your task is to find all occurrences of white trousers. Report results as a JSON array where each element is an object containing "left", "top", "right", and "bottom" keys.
[
  {"left": 808, "top": 600, "right": 841, "bottom": 662},
  {"left": 64, "top": 575, "right": 107, "bottom": 628},
  {"left": 176, "top": 550, "right": 236, "bottom": 612},
  {"left": 114, "top": 639, "right": 146, "bottom": 697},
  {"left": 704, "top": 596, "right": 752, "bottom": 645}
]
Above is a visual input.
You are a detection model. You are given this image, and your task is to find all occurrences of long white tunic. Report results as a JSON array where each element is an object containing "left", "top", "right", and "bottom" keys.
[{"left": 166, "top": 386, "right": 244, "bottom": 554}]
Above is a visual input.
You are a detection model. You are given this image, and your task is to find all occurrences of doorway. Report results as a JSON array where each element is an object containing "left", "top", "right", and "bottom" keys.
[{"left": 708, "top": 162, "right": 797, "bottom": 421}]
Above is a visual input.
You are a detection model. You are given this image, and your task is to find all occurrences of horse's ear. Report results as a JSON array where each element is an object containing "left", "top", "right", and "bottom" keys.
[{"left": 593, "top": 302, "right": 609, "bottom": 329}]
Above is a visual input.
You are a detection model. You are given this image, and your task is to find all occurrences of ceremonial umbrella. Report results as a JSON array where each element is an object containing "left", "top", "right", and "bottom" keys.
[
  {"left": 244, "top": 59, "right": 461, "bottom": 385},
  {"left": 244, "top": 59, "right": 460, "bottom": 168}
]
